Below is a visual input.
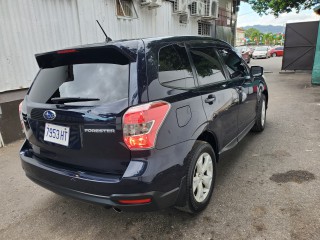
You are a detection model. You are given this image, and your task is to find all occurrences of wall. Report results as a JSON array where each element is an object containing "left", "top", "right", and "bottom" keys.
[
  {"left": 0, "top": 0, "right": 202, "bottom": 93},
  {"left": 0, "top": 101, "right": 25, "bottom": 145},
  {"left": 215, "top": 0, "right": 237, "bottom": 46}
]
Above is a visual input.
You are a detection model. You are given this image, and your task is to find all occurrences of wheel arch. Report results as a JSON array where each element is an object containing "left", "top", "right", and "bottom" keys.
[{"left": 196, "top": 131, "right": 219, "bottom": 162}]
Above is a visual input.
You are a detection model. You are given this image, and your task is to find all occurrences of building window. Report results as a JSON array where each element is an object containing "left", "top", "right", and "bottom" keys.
[
  {"left": 116, "top": 0, "right": 137, "bottom": 18},
  {"left": 198, "top": 22, "right": 211, "bottom": 36}
]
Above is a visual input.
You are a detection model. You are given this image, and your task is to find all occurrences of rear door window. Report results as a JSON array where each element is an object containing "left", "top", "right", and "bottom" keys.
[
  {"left": 28, "top": 63, "right": 129, "bottom": 105},
  {"left": 158, "top": 44, "right": 195, "bottom": 89},
  {"left": 189, "top": 47, "right": 226, "bottom": 86}
]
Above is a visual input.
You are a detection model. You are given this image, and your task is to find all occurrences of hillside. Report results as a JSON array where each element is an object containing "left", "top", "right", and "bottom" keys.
[{"left": 242, "top": 25, "right": 285, "bottom": 34}]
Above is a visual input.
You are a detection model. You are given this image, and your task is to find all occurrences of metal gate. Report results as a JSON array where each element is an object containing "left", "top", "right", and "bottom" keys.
[{"left": 282, "top": 21, "right": 319, "bottom": 70}]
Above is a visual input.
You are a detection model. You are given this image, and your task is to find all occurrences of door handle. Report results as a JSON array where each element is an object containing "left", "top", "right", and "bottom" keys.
[{"left": 205, "top": 94, "right": 216, "bottom": 104}]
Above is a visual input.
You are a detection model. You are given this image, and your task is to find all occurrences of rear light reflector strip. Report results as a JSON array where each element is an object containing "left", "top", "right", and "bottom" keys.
[{"left": 118, "top": 198, "right": 152, "bottom": 204}]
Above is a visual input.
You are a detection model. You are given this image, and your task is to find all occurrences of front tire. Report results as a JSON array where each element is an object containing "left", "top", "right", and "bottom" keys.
[
  {"left": 251, "top": 94, "right": 266, "bottom": 132},
  {"left": 272, "top": 53, "right": 277, "bottom": 57},
  {"left": 176, "top": 141, "right": 216, "bottom": 214}
]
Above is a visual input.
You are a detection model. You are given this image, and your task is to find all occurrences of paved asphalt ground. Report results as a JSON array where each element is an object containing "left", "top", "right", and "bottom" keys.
[{"left": 1, "top": 57, "right": 320, "bottom": 240}]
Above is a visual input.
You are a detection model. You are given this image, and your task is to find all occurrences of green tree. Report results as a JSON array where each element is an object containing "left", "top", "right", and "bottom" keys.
[
  {"left": 245, "top": 28, "right": 260, "bottom": 38},
  {"left": 245, "top": 28, "right": 262, "bottom": 44},
  {"left": 263, "top": 32, "right": 274, "bottom": 45},
  {"left": 248, "top": 0, "right": 316, "bottom": 16}
]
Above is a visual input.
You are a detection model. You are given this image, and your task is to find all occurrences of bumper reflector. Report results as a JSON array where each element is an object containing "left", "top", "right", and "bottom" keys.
[{"left": 118, "top": 198, "right": 152, "bottom": 204}]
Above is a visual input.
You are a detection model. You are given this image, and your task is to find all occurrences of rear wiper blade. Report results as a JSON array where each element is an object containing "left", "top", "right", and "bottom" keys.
[{"left": 50, "top": 97, "right": 100, "bottom": 104}]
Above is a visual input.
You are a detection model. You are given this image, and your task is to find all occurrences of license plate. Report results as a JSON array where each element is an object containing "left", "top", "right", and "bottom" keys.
[{"left": 44, "top": 123, "right": 70, "bottom": 146}]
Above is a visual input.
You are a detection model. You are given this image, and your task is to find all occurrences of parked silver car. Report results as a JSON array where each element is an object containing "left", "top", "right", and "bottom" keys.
[{"left": 252, "top": 46, "right": 271, "bottom": 59}]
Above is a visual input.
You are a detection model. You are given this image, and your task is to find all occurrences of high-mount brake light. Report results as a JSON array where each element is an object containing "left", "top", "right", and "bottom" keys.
[
  {"left": 57, "top": 49, "right": 78, "bottom": 54},
  {"left": 123, "top": 101, "right": 171, "bottom": 150}
]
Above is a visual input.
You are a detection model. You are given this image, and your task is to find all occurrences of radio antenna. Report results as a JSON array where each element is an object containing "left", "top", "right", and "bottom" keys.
[{"left": 96, "top": 20, "right": 112, "bottom": 42}]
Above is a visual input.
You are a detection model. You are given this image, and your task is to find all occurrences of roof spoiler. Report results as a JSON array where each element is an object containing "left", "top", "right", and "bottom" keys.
[{"left": 35, "top": 45, "right": 136, "bottom": 68}]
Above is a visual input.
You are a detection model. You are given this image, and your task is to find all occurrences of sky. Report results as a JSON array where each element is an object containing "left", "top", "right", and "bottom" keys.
[{"left": 238, "top": 2, "right": 320, "bottom": 27}]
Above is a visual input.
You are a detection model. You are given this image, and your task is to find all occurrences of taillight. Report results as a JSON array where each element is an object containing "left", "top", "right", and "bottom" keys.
[{"left": 123, "top": 101, "right": 171, "bottom": 150}]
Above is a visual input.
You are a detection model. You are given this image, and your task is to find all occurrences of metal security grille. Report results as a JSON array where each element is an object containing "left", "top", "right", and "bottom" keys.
[
  {"left": 191, "top": 2, "right": 197, "bottom": 15},
  {"left": 198, "top": 22, "right": 211, "bottom": 36},
  {"left": 204, "top": 0, "right": 210, "bottom": 16},
  {"left": 282, "top": 21, "right": 319, "bottom": 71},
  {"left": 116, "top": 0, "right": 137, "bottom": 18},
  {"left": 174, "top": 0, "right": 178, "bottom": 11}
]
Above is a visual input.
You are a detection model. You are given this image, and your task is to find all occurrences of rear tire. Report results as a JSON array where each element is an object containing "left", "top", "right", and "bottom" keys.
[
  {"left": 175, "top": 141, "right": 216, "bottom": 214},
  {"left": 251, "top": 94, "right": 266, "bottom": 132}
]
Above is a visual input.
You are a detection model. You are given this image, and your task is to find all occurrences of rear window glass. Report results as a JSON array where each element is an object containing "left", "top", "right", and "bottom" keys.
[
  {"left": 158, "top": 44, "right": 195, "bottom": 89},
  {"left": 28, "top": 63, "right": 129, "bottom": 105}
]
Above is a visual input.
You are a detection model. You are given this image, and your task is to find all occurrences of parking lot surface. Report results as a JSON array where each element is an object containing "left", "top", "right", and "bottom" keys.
[{"left": 1, "top": 57, "right": 320, "bottom": 240}]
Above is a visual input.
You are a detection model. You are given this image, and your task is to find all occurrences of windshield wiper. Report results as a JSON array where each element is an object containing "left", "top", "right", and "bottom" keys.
[{"left": 50, "top": 97, "right": 100, "bottom": 104}]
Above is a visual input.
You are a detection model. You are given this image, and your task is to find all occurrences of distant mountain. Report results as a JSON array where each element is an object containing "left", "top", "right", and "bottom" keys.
[{"left": 242, "top": 25, "right": 285, "bottom": 34}]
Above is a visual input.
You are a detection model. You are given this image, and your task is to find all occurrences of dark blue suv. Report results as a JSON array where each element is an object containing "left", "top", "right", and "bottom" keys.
[{"left": 19, "top": 36, "right": 268, "bottom": 213}]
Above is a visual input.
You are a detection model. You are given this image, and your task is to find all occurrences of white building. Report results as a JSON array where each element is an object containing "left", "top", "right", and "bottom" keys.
[{"left": 0, "top": 0, "right": 240, "bottom": 146}]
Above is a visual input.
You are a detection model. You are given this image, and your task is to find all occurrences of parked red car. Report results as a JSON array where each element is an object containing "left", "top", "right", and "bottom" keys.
[{"left": 270, "top": 46, "right": 284, "bottom": 57}]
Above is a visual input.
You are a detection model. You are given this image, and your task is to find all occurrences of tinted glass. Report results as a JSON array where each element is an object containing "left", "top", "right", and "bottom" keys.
[
  {"left": 218, "top": 49, "right": 248, "bottom": 78},
  {"left": 190, "top": 48, "right": 226, "bottom": 86},
  {"left": 158, "top": 44, "right": 195, "bottom": 89},
  {"left": 28, "top": 63, "right": 129, "bottom": 105},
  {"left": 276, "top": 47, "right": 283, "bottom": 50}
]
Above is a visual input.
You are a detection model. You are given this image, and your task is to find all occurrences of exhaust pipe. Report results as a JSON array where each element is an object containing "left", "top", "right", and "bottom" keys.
[{"left": 113, "top": 207, "right": 122, "bottom": 213}]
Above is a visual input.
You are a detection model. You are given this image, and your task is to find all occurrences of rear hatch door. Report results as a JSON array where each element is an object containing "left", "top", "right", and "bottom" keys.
[{"left": 25, "top": 45, "right": 137, "bottom": 175}]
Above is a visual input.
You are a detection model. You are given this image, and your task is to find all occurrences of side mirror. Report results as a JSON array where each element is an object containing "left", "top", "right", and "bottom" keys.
[{"left": 250, "top": 66, "right": 264, "bottom": 77}]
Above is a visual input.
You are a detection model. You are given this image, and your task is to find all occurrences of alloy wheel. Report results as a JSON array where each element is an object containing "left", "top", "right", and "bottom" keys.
[
  {"left": 192, "top": 153, "right": 213, "bottom": 203},
  {"left": 261, "top": 100, "right": 266, "bottom": 126}
]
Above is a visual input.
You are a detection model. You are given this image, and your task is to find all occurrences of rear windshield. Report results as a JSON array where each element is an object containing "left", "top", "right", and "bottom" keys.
[{"left": 28, "top": 63, "right": 129, "bottom": 105}]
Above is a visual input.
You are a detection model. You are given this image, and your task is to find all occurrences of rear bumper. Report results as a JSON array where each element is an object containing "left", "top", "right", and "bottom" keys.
[
  {"left": 20, "top": 140, "right": 191, "bottom": 211},
  {"left": 253, "top": 55, "right": 267, "bottom": 58}
]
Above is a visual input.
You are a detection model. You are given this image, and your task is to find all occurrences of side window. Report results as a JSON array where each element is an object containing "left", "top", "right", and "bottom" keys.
[
  {"left": 218, "top": 49, "right": 249, "bottom": 79},
  {"left": 158, "top": 44, "right": 195, "bottom": 89},
  {"left": 189, "top": 47, "right": 226, "bottom": 86}
]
